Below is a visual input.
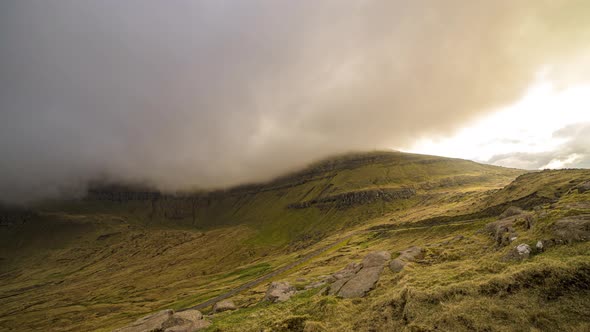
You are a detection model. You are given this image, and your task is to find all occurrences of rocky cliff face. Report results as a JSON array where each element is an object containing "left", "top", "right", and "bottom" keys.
[
  {"left": 86, "top": 185, "right": 210, "bottom": 222},
  {"left": 78, "top": 151, "right": 521, "bottom": 227},
  {"left": 288, "top": 188, "right": 416, "bottom": 209},
  {"left": 86, "top": 182, "right": 417, "bottom": 223}
]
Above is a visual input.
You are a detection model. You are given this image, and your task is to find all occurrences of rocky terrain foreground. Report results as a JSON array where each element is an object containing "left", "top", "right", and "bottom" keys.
[{"left": 1, "top": 152, "right": 589, "bottom": 331}]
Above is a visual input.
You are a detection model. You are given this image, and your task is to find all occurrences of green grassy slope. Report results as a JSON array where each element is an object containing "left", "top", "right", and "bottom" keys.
[
  {"left": 40, "top": 151, "right": 525, "bottom": 245},
  {"left": 206, "top": 172, "right": 590, "bottom": 332},
  {"left": 0, "top": 151, "right": 536, "bottom": 331}
]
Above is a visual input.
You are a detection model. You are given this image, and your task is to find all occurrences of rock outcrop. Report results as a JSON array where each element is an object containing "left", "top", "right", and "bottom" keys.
[
  {"left": 389, "top": 247, "right": 423, "bottom": 273},
  {"left": 552, "top": 215, "right": 590, "bottom": 243},
  {"left": 328, "top": 251, "right": 391, "bottom": 298},
  {"left": 327, "top": 262, "right": 361, "bottom": 283},
  {"left": 304, "top": 280, "right": 327, "bottom": 290},
  {"left": 536, "top": 240, "right": 544, "bottom": 252},
  {"left": 505, "top": 243, "right": 532, "bottom": 261},
  {"left": 264, "top": 281, "right": 296, "bottom": 303},
  {"left": 288, "top": 188, "right": 416, "bottom": 209},
  {"left": 529, "top": 215, "right": 590, "bottom": 253},
  {"left": 113, "top": 309, "right": 210, "bottom": 332},
  {"left": 485, "top": 219, "right": 517, "bottom": 247},
  {"left": 213, "top": 300, "right": 237, "bottom": 313},
  {"left": 576, "top": 181, "right": 590, "bottom": 194},
  {"left": 516, "top": 243, "right": 532, "bottom": 258}
]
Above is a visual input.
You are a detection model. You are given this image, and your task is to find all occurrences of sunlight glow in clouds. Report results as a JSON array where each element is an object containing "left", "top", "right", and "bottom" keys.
[{"left": 406, "top": 80, "right": 590, "bottom": 169}]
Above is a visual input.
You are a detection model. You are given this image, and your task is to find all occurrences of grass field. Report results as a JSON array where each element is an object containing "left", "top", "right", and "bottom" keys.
[{"left": 1, "top": 152, "right": 588, "bottom": 331}]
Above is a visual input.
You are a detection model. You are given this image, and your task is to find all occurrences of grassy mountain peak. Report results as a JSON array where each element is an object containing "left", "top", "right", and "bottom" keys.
[{"left": 1, "top": 152, "right": 589, "bottom": 331}]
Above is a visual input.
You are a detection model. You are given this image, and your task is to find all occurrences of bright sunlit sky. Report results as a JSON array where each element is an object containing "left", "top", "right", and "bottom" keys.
[{"left": 406, "top": 79, "right": 590, "bottom": 170}]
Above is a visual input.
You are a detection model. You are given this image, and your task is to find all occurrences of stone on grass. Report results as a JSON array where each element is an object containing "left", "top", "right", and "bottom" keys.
[
  {"left": 264, "top": 281, "right": 296, "bottom": 303},
  {"left": 389, "top": 259, "right": 406, "bottom": 273},
  {"left": 213, "top": 300, "right": 237, "bottom": 313},
  {"left": 398, "top": 247, "right": 423, "bottom": 261},
  {"left": 552, "top": 215, "right": 590, "bottom": 243},
  {"left": 336, "top": 265, "right": 383, "bottom": 298},
  {"left": 304, "top": 281, "right": 326, "bottom": 290},
  {"left": 173, "top": 310, "right": 203, "bottom": 322},
  {"left": 516, "top": 243, "right": 531, "bottom": 257},
  {"left": 113, "top": 309, "right": 210, "bottom": 332},
  {"left": 360, "top": 251, "right": 391, "bottom": 268},
  {"left": 485, "top": 219, "right": 517, "bottom": 247},
  {"left": 331, "top": 262, "right": 361, "bottom": 280},
  {"left": 504, "top": 243, "right": 532, "bottom": 261},
  {"left": 576, "top": 181, "right": 590, "bottom": 194},
  {"left": 389, "top": 246, "right": 423, "bottom": 273},
  {"left": 328, "top": 251, "right": 391, "bottom": 298},
  {"left": 113, "top": 309, "right": 173, "bottom": 332}
]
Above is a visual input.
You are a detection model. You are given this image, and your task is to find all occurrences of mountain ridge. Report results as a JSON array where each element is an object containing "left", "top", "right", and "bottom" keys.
[{"left": 1, "top": 151, "right": 589, "bottom": 331}]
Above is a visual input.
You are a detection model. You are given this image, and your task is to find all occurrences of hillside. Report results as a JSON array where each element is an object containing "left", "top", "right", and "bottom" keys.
[
  {"left": 1, "top": 152, "right": 588, "bottom": 331},
  {"left": 36, "top": 151, "right": 524, "bottom": 245}
]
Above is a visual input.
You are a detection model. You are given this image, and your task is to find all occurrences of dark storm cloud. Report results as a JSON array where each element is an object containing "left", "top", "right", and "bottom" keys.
[
  {"left": 1, "top": 1, "right": 590, "bottom": 203},
  {"left": 489, "top": 123, "right": 590, "bottom": 169}
]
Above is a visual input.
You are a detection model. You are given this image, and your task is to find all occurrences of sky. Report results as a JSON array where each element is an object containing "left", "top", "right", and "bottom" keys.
[
  {"left": 407, "top": 79, "right": 590, "bottom": 169},
  {"left": 1, "top": 1, "right": 590, "bottom": 203}
]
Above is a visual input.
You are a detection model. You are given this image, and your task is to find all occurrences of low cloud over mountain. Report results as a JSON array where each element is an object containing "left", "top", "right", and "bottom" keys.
[{"left": 1, "top": 1, "right": 590, "bottom": 202}]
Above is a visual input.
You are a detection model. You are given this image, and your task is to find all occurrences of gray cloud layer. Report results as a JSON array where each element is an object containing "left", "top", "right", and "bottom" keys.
[{"left": 1, "top": 1, "right": 590, "bottom": 203}]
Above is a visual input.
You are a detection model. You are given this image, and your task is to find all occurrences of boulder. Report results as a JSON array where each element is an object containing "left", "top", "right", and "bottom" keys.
[
  {"left": 328, "top": 251, "right": 391, "bottom": 298},
  {"left": 264, "top": 281, "right": 296, "bottom": 303},
  {"left": 304, "top": 281, "right": 326, "bottom": 290},
  {"left": 174, "top": 310, "right": 203, "bottom": 322},
  {"left": 516, "top": 243, "right": 532, "bottom": 257},
  {"left": 331, "top": 262, "right": 361, "bottom": 280},
  {"left": 505, "top": 243, "right": 532, "bottom": 261},
  {"left": 113, "top": 309, "right": 209, "bottom": 332},
  {"left": 552, "top": 215, "right": 590, "bottom": 243},
  {"left": 576, "top": 181, "right": 590, "bottom": 194},
  {"left": 524, "top": 214, "right": 536, "bottom": 230},
  {"left": 113, "top": 309, "right": 173, "bottom": 332},
  {"left": 536, "top": 240, "right": 544, "bottom": 252},
  {"left": 389, "top": 259, "right": 406, "bottom": 273},
  {"left": 361, "top": 251, "right": 391, "bottom": 268},
  {"left": 172, "top": 319, "right": 211, "bottom": 332},
  {"left": 326, "top": 262, "right": 362, "bottom": 294},
  {"left": 193, "top": 320, "right": 212, "bottom": 330},
  {"left": 536, "top": 239, "right": 561, "bottom": 250},
  {"left": 398, "top": 247, "right": 423, "bottom": 261},
  {"left": 389, "top": 247, "right": 422, "bottom": 273},
  {"left": 165, "top": 326, "right": 192, "bottom": 332},
  {"left": 213, "top": 300, "right": 237, "bottom": 313},
  {"left": 485, "top": 219, "right": 517, "bottom": 247},
  {"left": 336, "top": 265, "right": 383, "bottom": 298}
]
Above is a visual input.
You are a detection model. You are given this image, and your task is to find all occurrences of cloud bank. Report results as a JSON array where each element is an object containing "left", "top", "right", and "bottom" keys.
[
  {"left": 1, "top": 1, "right": 590, "bottom": 203},
  {"left": 489, "top": 123, "right": 590, "bottom": 170}
]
